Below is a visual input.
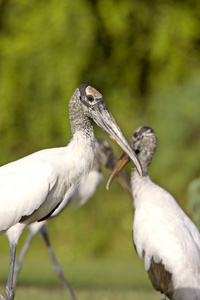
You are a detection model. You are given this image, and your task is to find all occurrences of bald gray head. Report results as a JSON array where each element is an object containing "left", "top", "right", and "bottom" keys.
[
  {"left": 130, "top": 126, "right": 157, "bottom": 175},
  {"left": 69, "top": 84, "right": 104, "bottom": 136},
  {"left": 106, "top": 126, "right": 157, "bottom": 190},
  {"left": 78, "top": 84, "right": 103, "bottom": 106}
]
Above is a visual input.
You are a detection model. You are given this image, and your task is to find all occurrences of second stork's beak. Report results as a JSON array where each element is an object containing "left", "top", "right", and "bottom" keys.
[
  {"left": 93, "top": 101, "right": 143, "bottom": 178},
  {"left": 106, "top": 151, "right": 131, "bottom": 190}
]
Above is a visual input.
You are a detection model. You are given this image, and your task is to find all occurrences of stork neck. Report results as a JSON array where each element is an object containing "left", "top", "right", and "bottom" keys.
[
  {"left": 69, "top": 95, "right": 93, "bottom": 139},
  {"left": 137, "top": 150, "right": 153, "bottom": 177}
]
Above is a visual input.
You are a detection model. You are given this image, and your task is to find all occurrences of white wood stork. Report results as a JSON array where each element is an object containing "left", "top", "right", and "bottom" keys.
[
  {"left": 106, "top": 126, "right": 200, "bottom": 300},
  {"left": 0, "top": 84, "right": 142, "bottom": 300},
  {"left": 13, "top": 138, "right": 132, "bottom": 300}
]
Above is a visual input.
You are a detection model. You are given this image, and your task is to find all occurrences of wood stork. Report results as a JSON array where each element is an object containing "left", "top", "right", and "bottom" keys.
[
  {"left": 13, "top": 138, "right": 132, "bottom": 300},
  {"left": 106, "top": 126, "right": 200, "bottom": 300},
  {"left": 0, "top": 84, "right": 142, "bottom": 300}
]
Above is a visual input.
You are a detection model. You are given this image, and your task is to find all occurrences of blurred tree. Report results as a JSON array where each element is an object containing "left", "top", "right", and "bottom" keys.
[
  {"left": 147, "top": 74, "right": 200, "bottom": 204},
  {"left": 0, "top": 0, "right": 96, "bottom": 161}
]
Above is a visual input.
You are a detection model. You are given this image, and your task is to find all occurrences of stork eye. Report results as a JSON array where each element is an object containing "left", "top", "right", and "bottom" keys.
[{"left": 87, "top": 94, "right": 94, "bottom": 102}]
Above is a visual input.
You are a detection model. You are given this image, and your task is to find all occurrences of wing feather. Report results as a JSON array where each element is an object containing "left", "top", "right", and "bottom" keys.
[
  {"left": 0, "top": 150, "right": 58, "bottom": 232},
  {"left": 134, "top": 180, "right": 200, "bottom": 275}
]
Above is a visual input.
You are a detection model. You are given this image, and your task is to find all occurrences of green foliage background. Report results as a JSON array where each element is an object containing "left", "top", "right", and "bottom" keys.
[{"left": 0, "top": 0, "right": 200, "bottom": 261}]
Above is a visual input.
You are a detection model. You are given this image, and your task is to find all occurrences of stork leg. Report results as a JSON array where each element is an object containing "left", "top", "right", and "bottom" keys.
[
  {"left": 160, "top": 293, "right": 166, "bottom": 300},
  {"left": 13, "top": 230, "right": 35, "bottom": 289},
  {"left": 0, "top": 294, "right": 6, "bottom": 300},
  {"left": 41, "top": 225, "right": 77, "bottom": 300},
  {"left": 6, "top": 243, "right": 17, "bottom": 300}
]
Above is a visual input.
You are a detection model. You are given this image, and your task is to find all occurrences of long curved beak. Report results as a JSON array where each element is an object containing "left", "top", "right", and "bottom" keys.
[
  {"left": 93, "top": 101, "right": 143, "bottom": 177},
  {"left": 106, "top": 152, "right": 130, "bottom": 190},
  {"left": 106, "top": 154, "right": 132, "bottom": 198}
]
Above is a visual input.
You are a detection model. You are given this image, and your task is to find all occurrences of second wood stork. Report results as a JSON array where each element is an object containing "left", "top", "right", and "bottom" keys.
[
  {"left": 107, "top": 126, "right": 200, "bottom": 300},
  {"left": 0, "top": 84, "right": 142, "bottom": 300},
  {"left": 13, "top": 138, "right": 131, "bottom": 300}
]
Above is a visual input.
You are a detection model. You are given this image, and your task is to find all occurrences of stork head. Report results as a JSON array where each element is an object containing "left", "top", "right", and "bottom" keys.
[
  {"left": 130, "top": 126, "right": 157, "bottom": 156},
  {"left": 71, "top": 84, "right": 143, "bottom": 177},
  {"left": 106, "top": 126, "right": 157, "bottom": 189}
]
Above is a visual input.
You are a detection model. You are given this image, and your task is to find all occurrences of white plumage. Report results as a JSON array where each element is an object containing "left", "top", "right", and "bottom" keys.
[
  {"left": 13, "top": 138, "right": 131, "bottom": 300},
  {"left": 0, "top": 84, "right": 141, "bottom": 300},
  {"left": 0, "top": 134, "right": 93, "bottom": 235},
  {"left": 132, "top": 175, "right": 200, "bottom": 292},
  {"left": 107, "top": 126, "right": 200, "bottom": 300}
]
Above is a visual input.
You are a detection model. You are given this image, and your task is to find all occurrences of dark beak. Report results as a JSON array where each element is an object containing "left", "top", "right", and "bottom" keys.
[
  {"left": 93, "top": 101, "right": 143, "bottom": 177},
  {"left": 106, "top": 151, "right": 131, "bottom": 191}
]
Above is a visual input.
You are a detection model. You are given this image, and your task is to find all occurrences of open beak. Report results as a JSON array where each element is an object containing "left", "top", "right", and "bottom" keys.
[
  {"left": 106, "top": 151, "right": 130, "bottom": 190},
  {"left": 93, "top": 101, "right": 143, "bottom": 177}
]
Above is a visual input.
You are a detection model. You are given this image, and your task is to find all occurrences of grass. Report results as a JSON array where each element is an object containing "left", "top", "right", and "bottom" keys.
[
  {"left": 1, "top": 286, "right": 158, "bottom": 300},
  {"left": 0, "top": 255, "right": 159, "bottom": 300}
]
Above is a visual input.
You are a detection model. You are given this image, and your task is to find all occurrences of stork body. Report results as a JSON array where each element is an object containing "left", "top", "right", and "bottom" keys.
[
  {"left": 2, "top": 131, "right": 93, "bottom": 300},
  {"left": 0, "top": 84, "right": 142, "bottom": 300},
  {"left": 13, "top": 138, "right": 131, "bottom": 298},
  {"left": 107, "top": 126, "right": 200, "bottom": 300},
  {"left": 2, "top": 134, "right": 94, "bottom": 234}
]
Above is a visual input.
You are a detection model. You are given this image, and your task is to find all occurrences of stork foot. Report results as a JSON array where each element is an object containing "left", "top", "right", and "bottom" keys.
[{"left": 0, "top": 294, "right": 6, "bottom": 300}]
